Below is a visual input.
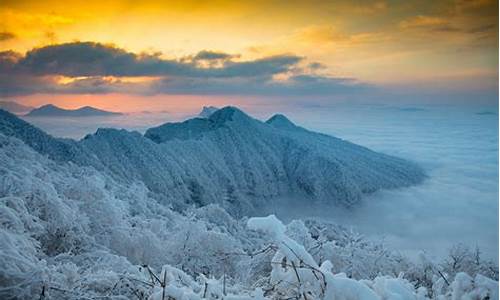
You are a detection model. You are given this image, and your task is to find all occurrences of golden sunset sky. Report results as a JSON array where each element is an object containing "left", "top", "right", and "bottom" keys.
[{"left": 0, "top": 0, "right": 498, "bottom": 112}]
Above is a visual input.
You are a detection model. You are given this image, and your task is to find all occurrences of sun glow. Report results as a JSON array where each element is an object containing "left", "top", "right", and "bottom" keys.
[{"left": 0, "top": 0, "right": 497, "bottom": 110}]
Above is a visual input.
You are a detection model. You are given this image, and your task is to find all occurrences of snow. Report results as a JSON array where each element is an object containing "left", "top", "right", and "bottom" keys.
[
  {"left": 198, "top": 106, "right": 219, "bottom": 118},
  {"left": 1, "top": 107, "right": 426, "bottom": 215},
  {"left": 265, "top": 114, "right": 299, "bottom": 131},
  {"left": 247, "top": 215, "right": 286, "bottom": 238},
  {"left": 246, "top": 215, "right": 498, "bottom": 300},
  {"left": 0, "top": 107, "right": 497, "bottom": 299}
]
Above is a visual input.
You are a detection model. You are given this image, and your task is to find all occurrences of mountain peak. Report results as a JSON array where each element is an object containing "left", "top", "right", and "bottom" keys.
[
  {"left": 42, "top": 104, "right": 57, "bottom": 108},
  {"left": 145, "top": 106, "right": 255, "bottom": 143},
  {"left": 266, "top": 114, "right": 297, "bottom": 130},
  {"left": 33, "top": 104, "right": 58, "bottom": 111},
  {"left": 208, "top": 106, "right": 251, "bottom": 125},
  {"left": 198, "top": 106, "right": 219, "bottom": 118},
  {"left": 2, "top": 106, "right": 426, "bottom": 212}
]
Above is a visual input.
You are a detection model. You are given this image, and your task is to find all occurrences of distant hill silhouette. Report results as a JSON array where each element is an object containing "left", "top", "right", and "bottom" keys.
[{"left": 26, "top": 104, "right": 122, "bottom": 117}]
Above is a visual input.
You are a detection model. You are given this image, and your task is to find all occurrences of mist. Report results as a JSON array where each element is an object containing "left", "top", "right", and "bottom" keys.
[
  {"left": 21, "top": 102, "right": 499, "bottom": 262},
  {"left": 281, "top": 103, "right": 499, "bottom": 262}
]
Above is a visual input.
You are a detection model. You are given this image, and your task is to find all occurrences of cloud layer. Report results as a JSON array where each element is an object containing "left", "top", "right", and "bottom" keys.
[
  {"left": 267, "top": 104, "right": 499, "bottom": 261},
  {"left": 0, "top": 42, "right": 367, "bottom": 96}
]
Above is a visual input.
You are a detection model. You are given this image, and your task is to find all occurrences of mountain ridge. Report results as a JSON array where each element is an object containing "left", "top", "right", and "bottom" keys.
[
  {"left": 26, "top": 104, "right": 123, "bottom": 117},
  {"left": 0, "top": 107, "right": 426, "bottom": 214},
  {"left": 198, "top": 106, "right": 219, "bottom": 118}
]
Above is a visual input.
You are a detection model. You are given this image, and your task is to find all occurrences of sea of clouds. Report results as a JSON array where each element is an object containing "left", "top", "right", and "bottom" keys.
[
  {"left": 285, "top": 103, "right": 498, "bottom": 262},
  {"left": 22, "top": 102, "right": 499, "bottom": 262}
]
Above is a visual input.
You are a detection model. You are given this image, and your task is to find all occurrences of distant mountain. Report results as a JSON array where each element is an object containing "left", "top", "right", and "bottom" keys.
[
  {"left": 26, "top": 104, "right": 122, "bottom": 117},
  {"left": 198, "top": 106, "right": 219, "bottom": 118},
  {"left": 0, "top": 106, "right": 426, "bottom": 214},
  {"left": 0, "top": 101, "right": 34, "bottom": 114}
]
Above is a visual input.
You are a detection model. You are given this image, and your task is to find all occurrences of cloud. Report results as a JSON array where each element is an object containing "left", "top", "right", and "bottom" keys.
[
  {"left": 18, "top": 101, "right": 498, "bottom": 260},
  {"left": 293, "top": 25, "right": 350, "bottom": 44},
  {"left": 0, "top": 31, "right": 16, "bottom": 41},
  {"left": 0, "top": 50, "right": 21, "bottom": 69},
  {"left": 193, "top": 50, "right": 236, "bottom": 61},
  {"left": 14, "top": 42, "right": 302, "bottom": 78},
  {"left": 290, "top": 25, "right": 392, "bottom": 47},
  {"left": 467, "top": 24, "right": 497, "bottom": 34},
  {"left": 399, "top": 15, "right": 450, "bottom": 29},
  {"left": 398, "top": 12, "right": 497, "bottom": 37},
  {"left": 151, "top": 74, "right": 369, "bottom": 96},
  {"left": 308, "top": 62, "right": 327, "bottom": 70},
  {"left": 0, "top": 41, "right": 368, "bottom": 96},
  {"left": 264, "top": 104, "right": 498, "bottom": 260}
]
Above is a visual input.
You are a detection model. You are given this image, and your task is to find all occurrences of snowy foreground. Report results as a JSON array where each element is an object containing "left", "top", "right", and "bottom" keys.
[{"left": 0, "top": 107, "right": 498, "bottom": 299}]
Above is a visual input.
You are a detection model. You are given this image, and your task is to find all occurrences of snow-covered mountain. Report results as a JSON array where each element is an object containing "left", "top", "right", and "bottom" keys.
[
  {"left": 26, "top": 104, "right": 122, "bottom": 117},
  {"left": 198, "top": 105, "right": 219, "bottom": 118},
  {"left": 0, "top": 106, "right": 425, "bottom": 214},
  {"left": 0, "top": 107, "right": 497, "bottom": 300}
]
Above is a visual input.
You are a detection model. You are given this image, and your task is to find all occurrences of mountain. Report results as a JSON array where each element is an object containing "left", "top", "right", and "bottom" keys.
[
  {"left": 0, "top": 109, "right": 96, "bottom": 164},
  {"left": 198, "top": 106, "right": 219, "bottom": 118},
  {"left": 26, "top": 104, "right": 122, "bottom": 117},
  {"left": 266, "top": 113, "right": 301, "bottom": 131},
  {"left": 0, "top": 101, "right": 34, "bottom": 114},
  {"left": 0, "top": 128, "right": 488, "bottom": 300},
  {"left": 0, "top": 106, "right": 426, "bottom": 214}
]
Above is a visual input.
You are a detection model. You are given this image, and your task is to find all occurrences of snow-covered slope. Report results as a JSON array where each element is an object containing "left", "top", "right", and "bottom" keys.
[
  {"left": 144, "top": 107, "right": 425, "bottom": 209},
  {"left": 0, "top": 109, "right": 93, "bottom": 164},
  {"left": 0, "top": 113, "right": 496, "bottom": 299},
  {"left": 0, "top": 107, "right": 425, "bottom": 213},
  {"left": 198, "top": 106, "right": 219, "bottom": 118},
  {"left": 265, "top": 113, "right": 300, "bottom": 131}
]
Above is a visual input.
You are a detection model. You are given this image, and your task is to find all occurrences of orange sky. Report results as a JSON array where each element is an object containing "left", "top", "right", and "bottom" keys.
[
  {"left": 14, "top": 93, "right": 261, "bottom": 113},
  {"left": 0, "top": 0, "right": 498, "bottom": 111}
]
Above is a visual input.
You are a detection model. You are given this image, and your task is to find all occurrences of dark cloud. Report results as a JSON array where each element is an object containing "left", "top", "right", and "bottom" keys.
[
  {"left": 151, "top": 74, "right": 370, "bottom": 96},
  {"left": 0, "top": 32, "right": 16, "bottom": 42},
  {"left": 0, "top": 41, "right": 369, "bottom": 96},
  {"left": 431, "top": 25, "right": 461, "bottom": 33},
  {"left": 467, "top": 24, "right": 497, "bottom": 34},
  {"left": 214, "top": 55, "right": 302, "bottom": 77},
  {"left": 308, "top": 62, "right": 327, "bottom": 70},
  {"left": 431, "top": 23, "right": 498, "bottom": 35},
  {"left": 14, "top": 42, "right": 301, "bottom": 78},
  {"left": 193, "top": 50, "right": 235, "bottom": 61},
  {"left": 0, "top": 51, "right": 21, "bottom": 70},
  {"left": 18, "top": 42, "right": 179, "bottom": 77},
  {"left": 0, "top": 73, "right": 50, "bottom": 96}
]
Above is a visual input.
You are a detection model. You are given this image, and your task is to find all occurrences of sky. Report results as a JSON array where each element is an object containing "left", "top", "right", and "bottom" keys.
[
  {"left": 0, "top": 0, "right": 498, "bottom": 261},
  {"left": 0, "top": 0, "right": 498, "bottom": 112}
]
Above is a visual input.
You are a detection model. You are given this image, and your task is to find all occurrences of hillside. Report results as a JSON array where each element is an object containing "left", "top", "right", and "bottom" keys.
[
  {"left": 0, "top": 108, "right": 497, "bottom": 300},
  {"left": 1, "top": 107, "right": 425, "bottom": 214}
]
